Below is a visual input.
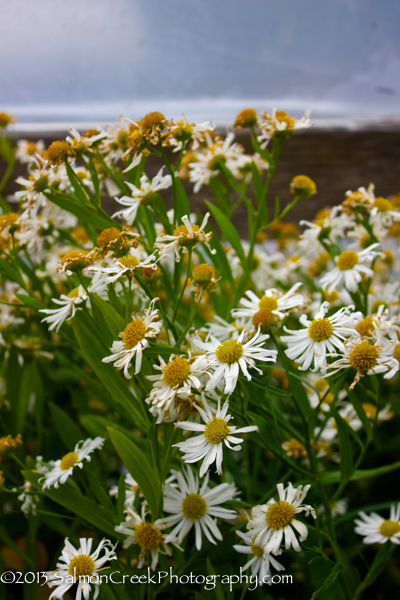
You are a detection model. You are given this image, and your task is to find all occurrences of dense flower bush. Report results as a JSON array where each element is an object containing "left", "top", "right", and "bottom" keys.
[{"left": 0, "top": 108, "right": 399, "bottom": 599}]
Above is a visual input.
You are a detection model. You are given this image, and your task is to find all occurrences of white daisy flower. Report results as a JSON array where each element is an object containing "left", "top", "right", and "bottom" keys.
[
  {"left": 355, "top": 504, "right": 400, "bottom": 545},
  {"left": 319, "top": 244, "right": 382, "bottom": 294},
  {"left": 369, "top": 196, "right": 400, "bottom": 231},
  {"left": 15, "top": 139, "right": 45, "bottom": 164},
  {"left": 168, "top": 115, "right": 215, "bottom": 152},
  {"left": 231, "top": 282, "right": 305, "bottom": 325},
  {"left": 109, "top": 472, "right": 142, "bottom": 508},
  {"left": 39, "top": 285, "right": 88, "bottom": 332},
  {"left": 112, "top": 167, "right": 172, "bottom": 225},
  {"left": 323, "top": 327, "right": 399, "bottom": 389},
  {"left": 314, "top": 403, "right": 363, "bottom": 442},
  {"left": 146, "top": 353, "right": 209, "bottom": 423},
  {"left": 155, "top": 213, "right": 215, "bottom": 261},
  {"left": 257, "top": 108, "right": 312, "bottom": 148},
  {"left": 247, "top": 483, "right": 316, "bottom": 555},
  {"left": 233, "top": 531, "right": 285, "bottom": 586},
  {"left": 102, "top": 298, "right": 161, "bottom": 378},
  {"left": 281, "top": 301, "right": 361, "bottom": 371},
  {"left": 87, "top": 252, "right": 158, "bottom": 284},
  {"left": 194, "top": 328, "right": 277, "bottom": 395},
  {"left": 115, "top": 506, "right": 178, "bottom": 570},
  {"left": 163, "top": 466, "right": 237, "bottom": 550},
  {"left": 40, "top": 437, "right": 105, "bottom": 489},
  {"left": 47, "top": 537, "right": 117, "bottom": 600},
  {"left": 174, "top": 397, "right": 258, "bottom": 476},
  {"left": 202, "top": 315, "right": 247, "bottom": 342},
  {"left": 16, "top": 480, "right": 41, "bottom": 515},
  {"left": 15, "top": 160, "right": 53, "bottom": 217}
]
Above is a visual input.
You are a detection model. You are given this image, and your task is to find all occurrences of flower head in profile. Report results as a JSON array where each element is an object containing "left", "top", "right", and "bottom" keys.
[
  {"left": 113, "top": 167, "right": 172, "bottom": 225},
  {"left": 88, "top": 252, "right": 157, "bottom": 284},
  {"left": 258, "top": 108, "right": 312, "bottom": 147},
  {"left": 168, "top": 115, "right": 215, "bottom": 151},
  {"left": 109, "top": 472, "right": 142, "bottom": 509},
  {"left": 247, "top": 483, "right": 316, "bottom": 555},
  {"left": 47, "top": 537, "right": 117, "bottom": 600},
  {"left": 146, "top": 353, "right": 209, "bottom": 423},
  {"left": 281, "top": 301, "right": 361, "bottom": 371},
  {"left": 174, "top": 397, "right": 258, "bottom": 476},
  {"left": 102, "top": 298, "right": 161, "bottom": 378},
  {"left": 355, "top": 504, "right": 400, "bottom": 545},
  {"left": 319, "top": 244, "right": 382, "bottom": 293},
  {"left": 233, "top": 531, "right": 285, "bottom": 586},
  {"left": 115, "top": 505, "right": 178, "bottom": 570},
  {"left": 40, "top": 437, "right": 105, "bottom": 489},
  {"left": 155, "top": 213, "right": 215, "bottom": 261},
  {"left": 39, "top": 286, "right": 88, "bottom": 332},
  {"left": 163, "top": 466, "right": 237, "bottom": 550},
  {"left": 194, "top": 328, "right": 277, "bottom": 395}
]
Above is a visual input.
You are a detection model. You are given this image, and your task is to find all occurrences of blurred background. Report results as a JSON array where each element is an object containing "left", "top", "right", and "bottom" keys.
[{"left": 1, "top": 0, "right": 400, "bottom": 220}]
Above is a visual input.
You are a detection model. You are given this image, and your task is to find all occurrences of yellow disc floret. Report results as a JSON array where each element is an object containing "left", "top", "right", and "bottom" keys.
[
  {"left": 265, "top": 501, "right": 295, "bottom": 530},
  {"left": 291, "top": 175, "right": 316, "bottom": 198},
  {"left": 216, "top": 340, "right": 244, "bottom": 364},
  {"left": 393, "top": 343, "right": 400, "bottom": 362},
  {"left": 373, "top": 197, "right": 393, "bottom": 212},
  {"left": 234, "top": 108, "right": 258, "bottom": 129},
  {"left": 252, "top": 309, "right": 279, "bottom": 333},
  {"left": 121, "top": 319, "right": 147, "bottom": 349},
  {"left": 67, "top": 287, "right": 81, "bottom": 299},
  {"left": 192, "top": 264, "right": 216, "bottom": 286},
  {"left": 68, "top": 555, "right": 95, "bottom": 577},
  {"left": 163, "top": 357, "right": 190, "bottom": 386},
  {"left": 251, "top": 536, "right": 264, "bottom": 558},
  {"left": 42, "top": 141, "right": 71, "bottom": 165},
  {"left": 181, "top": 493, "right": 208, "bottom": 521},
  {"left": 308, "top": 318, "right": 333, "bottom": 341},
  {"left": 349, "top": 341, "right": 379, "bottom": 372},
  {"left": 355, "top": 317, "right": 375, "bottom": 337},
  {"left": 60, "top": 451, "right": 79, "bottom": 471},
  {"left": 379, "top": 520, "right": 400, "bottom": 538},
  {"left": 204, "top": 417, "right": 230, "bottom": 445},
  {"left": 258, "top": 296, "right": 278, "bottom": 311},
  {"left": 336, "top": 251, "right": 358, "bottom": 271},
  {"left": 134, "top": 522, "right": 162, "bottom": 550}
]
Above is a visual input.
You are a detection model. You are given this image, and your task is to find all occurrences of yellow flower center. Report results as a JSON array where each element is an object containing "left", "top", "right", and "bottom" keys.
[
  {"left": 361, "top": 403, "right": 377, "bottom": 419},
  {"left": 265, "top": 501, "right": 295, "bottom": 530},
  {"left": 251, "top": 539, "right": 264, "bottom": 559},
  {"left": 258, "top": 296, "right": 278, "bottom": 311},
  {"left": 33, "top": 175, "right": 49, "bottom": 193},
  {"left": 308, "top": 318, "right": 333, "bottom": 342},
  {"left": 349, "top": 341, "right": 379, "bottom": 372},
  {"left": 393, "top": 343, "right": 400, "bottom": 362},
  {"left": 234, "top": 108, "right": 258, "bottom": 129},
  {"left": 388, "top": 223, "right": 400, "bottom": 238},
  {"left": 118, "top": 255, "right": 141, "bottom": 270},
  {"left": 67, "top": 287, "right": 81, "bottom": 299},
  {"left": 59, "top": 250, "right": 88, "bottom": 272},
  {"left": 208, "top": 155, "right": 227, "bottom": 171},
  {"left": 355, "top": 317, "right": 375, "bottom": 337},
  {"left": 42, "top": 140, "right": 71, "bottom": 165},
  {"left": 314, "top": 378, "right": 328, "bottom": 392},
  {"left": 336, "top": 251, "right": 358, "bottom": 271},
  {"left": 162, "top": 357, "right": 190, "bottom": 386},
  {"left": 360, "top": 233, "right": 374, "bottom": 250},
  {"left": 121, "top": 319, "right": 147, "bottom": 349},
  {"left": 291, "top": 175, "right": 316, "bottom": 198},
  {"left": 60, "top": 451, "right": 79, "bottom": 471},
  {"left": 97, "top": 227, "right": 121, "bottom": 248},
  {"left": 373, "top": 197, "right": 393, "bottom": 212},
  {"left": 379, "top": 520, "right": 400, "bottom": 538},
  {"left": 192, "top": 263, "right": 216, "bottom": 285},
  {"left": 139, "top": 112, "right": 166, "bottom": 131},
  {"left": 204, "top": 417, "right": 230, "bottom": 445},
  {"left": 140, "top": 191, "right": 158, "bottom": 207},
  {"left": 134, "top": 522, "right": 162, "bottom": 550},
  {"left": 0, "top": 213, "right": 19, "bottom": 231},
  {"left": 215, "top": 340, "right": 244, "bottom": 364},
  {"left": 252, "top": 309, "right": 279, "bottom": 333},
  {"left": 181, "top": 493, "right": 208, "bottom": 521},
  {"left": 0, "top": 112, "right": 14, "bottom": 128},
  {"left": 68, "top": 555, "right": 95, "bottom": 577},
  {"left": 275, "top": 110, "right": 295, "bottom": 130},
  {"left": 283, "top": 438, "right": 307, "bottom": 458},
  {"left": 173, "top": 224, "right": 200, "bottom": 247}
]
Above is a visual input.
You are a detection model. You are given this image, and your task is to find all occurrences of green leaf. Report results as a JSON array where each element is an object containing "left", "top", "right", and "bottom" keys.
[
  {"left": 0, "top": 257, "right": 26, "bottom": 288},
  {"left": 206, "top": 558, "right": 226, "bottom": 600},
  {"left": 312, "top": 562, "right": 342, "bottom": 598},
  {"left": 14, "top": 361, "right": 38, "bottom": 433},
  {"left": 90, "top": 293, "right": 125, "bottom": 339},
  {"left": 251, "top": 162, "right": 263, "bottom": 204},
  {"left": 172, "top": 176, "right": 190, "bottom": 222},
  {"left": 80, "top": 414, "right": 147, "bottom": 452},
  {"left": 209, "top": 176, "right": 230, "bottom": 214},
  {"left": 107, "top": 427, "right": 162, "bottom": 519},
  {"left": 49, "top": 402, "right": 83, "bottom": 449},
  {"left": 72, "top": 314, "right": 149, "bottom": 430},
  {"left": 287, "top": 371, "right": 313, "bottom": 419},
  {"left": 23, "top": 472, "right": 120, "bottom": 539},
  {"left": 45, "top": 190, "right": 115, "bottom": 230},
  {"left": 64, "top": 159, "right": 93, "bottom": 204},
  {"left": 320, "top": 460, "right": 400, "bottom": 485},
  {"left": 332, "top": 406, "right": 354, "bottom": 481},
  {"left": 205, "top": 201, "right": 246, "bottom": 266},
  {"left": 348, "top": 388, "right": 373, "bottom": 441},
  {"left": 15, "top": 293, "right": 46, "bottom": 312}
]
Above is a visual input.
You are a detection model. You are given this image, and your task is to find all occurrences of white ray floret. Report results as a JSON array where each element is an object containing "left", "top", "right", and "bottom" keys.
[
  {"left": 174, "top": 397, "right": 258, "bottom": 476},
  {"left": 39, "top": 285, "right": 88, "bottom": 332},
  {"left": 233, "top": 531, "right": 285, "bottom": 586},
  {"left": 232, "top": 283, "right": 305, "bottom": 323},
  {"left": 319, "top": 244, "right": 382, "bottom": 293}
]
